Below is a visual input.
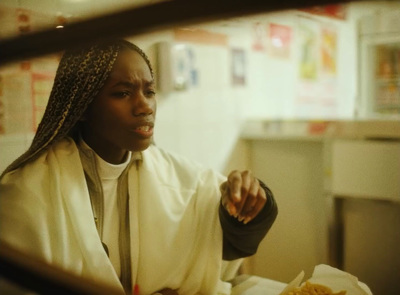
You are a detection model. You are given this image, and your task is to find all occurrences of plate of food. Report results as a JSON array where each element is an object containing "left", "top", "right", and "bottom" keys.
[
  {"left": 231, "top": 264, "right": 372, "bottom": 295},
  {"left": 279, "top": 264, "right": 372, "bottom": 295}
]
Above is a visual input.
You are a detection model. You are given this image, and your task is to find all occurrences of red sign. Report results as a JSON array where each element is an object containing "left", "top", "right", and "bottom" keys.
[
  {"left": 300, "top": 5, "right": 346, "bottom": 20},
  {"left": 269, "top": 23, "right": 292, "bottom": 58}
]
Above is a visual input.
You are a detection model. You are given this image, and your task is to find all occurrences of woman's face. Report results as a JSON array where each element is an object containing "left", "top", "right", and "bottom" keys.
[{"left": 81, "top": 49, "right": 156, "bottom": 164}]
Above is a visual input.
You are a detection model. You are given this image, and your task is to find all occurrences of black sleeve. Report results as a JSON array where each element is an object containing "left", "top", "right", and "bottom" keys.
[{"left": 219, "top": 181, "right": 278, "bottom": 261}]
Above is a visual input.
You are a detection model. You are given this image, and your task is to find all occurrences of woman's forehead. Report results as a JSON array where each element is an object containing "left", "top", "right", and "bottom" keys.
[
  {"left": 116, "top": 49, "right": 148, "bottom": 67},
  {"left": 107, "top": 49, "right": 153, "bottom": 82}
]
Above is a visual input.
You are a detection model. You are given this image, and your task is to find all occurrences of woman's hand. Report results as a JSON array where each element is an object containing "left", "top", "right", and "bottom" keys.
[{"left": 220, "top": 170, "right": 267, "bottom": 224}]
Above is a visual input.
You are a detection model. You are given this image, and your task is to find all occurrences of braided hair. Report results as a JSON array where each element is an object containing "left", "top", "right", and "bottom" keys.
[{"left": 2, "top": 39, "right": 154, "bottom": 177}]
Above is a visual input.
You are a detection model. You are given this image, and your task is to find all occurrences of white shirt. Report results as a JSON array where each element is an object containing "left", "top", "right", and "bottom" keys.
[{"left": 81, "top": 139, "right": 131, "bottom": 277}]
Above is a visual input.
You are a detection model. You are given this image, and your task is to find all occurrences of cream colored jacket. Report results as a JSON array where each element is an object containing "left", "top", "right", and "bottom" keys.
[{"left": 0, "top": 138, "right": 234, "bottom": 294}]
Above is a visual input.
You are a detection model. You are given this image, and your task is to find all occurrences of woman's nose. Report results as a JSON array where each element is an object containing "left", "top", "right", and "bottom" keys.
[{"left": 132, "top": 93, "right": 154, "bottom": 116}]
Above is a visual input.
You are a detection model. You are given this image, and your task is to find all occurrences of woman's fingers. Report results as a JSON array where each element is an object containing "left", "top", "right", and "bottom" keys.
[{"left": 221, "top": 170, "right": 267, "bottom": 223}]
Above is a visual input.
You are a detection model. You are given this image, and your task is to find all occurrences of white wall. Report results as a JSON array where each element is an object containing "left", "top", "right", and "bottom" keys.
[
  {"left": 130, "top": 30, "right": 249, "bottom": 171},
  {"left": 1, "top": 2, "right": 399, "bottom": 173},
  {"left": 247, "top": 139, "right": 326, "bottom": 282},
  {"left": 128, "top": 5, "right": 376, "bottom": 171}
]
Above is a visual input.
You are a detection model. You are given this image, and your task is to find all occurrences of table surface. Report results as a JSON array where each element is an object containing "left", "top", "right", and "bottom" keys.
[{"left": 231, "top": 274, "right": 287, "bottom": 295}]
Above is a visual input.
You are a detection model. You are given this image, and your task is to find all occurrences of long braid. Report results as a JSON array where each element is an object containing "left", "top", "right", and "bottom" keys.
[{"left": 2, "top": 39, "right": 153, "bottom": 177}]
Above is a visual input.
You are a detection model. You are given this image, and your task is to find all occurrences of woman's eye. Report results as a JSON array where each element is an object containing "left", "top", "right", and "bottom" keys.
[
  {"left": 113, "top": 91, "right": 130, "bottom": 98},
  {"left": 146, "top": 90, "right": 156, "bottom": 97}
]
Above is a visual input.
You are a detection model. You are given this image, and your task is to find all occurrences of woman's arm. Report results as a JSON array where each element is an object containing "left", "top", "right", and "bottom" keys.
[{"left": 219, "top": 181, "right": 278, "bottom": 260}]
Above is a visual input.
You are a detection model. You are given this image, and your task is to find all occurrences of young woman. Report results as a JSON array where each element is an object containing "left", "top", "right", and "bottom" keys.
[{"left": 0, "top": 39, "right": 277, "bottom": 295}]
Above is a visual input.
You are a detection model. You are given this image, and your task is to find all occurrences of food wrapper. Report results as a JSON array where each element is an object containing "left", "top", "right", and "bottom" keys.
[{"left": 279, "top": 264, "right": 372, "bottom": 295}]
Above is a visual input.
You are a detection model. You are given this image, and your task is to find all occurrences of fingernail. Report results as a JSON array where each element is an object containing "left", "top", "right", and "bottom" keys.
[
  {"left": 243, "top": 217, "right": 251, "bottom": 224},
  {"left": 238, "top": 215, "right": 244, "bottom": 222},
  {"left": 229, "top": 205, "right": 237, "bottom": 216}
]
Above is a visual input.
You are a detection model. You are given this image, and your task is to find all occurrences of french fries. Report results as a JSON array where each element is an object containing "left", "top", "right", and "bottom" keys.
[{"left": 287, "top": 281, "right": 347, "bottom": 295}]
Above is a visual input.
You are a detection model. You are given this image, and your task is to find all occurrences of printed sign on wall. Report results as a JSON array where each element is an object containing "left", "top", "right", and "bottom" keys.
[
  {"left": 268, "top": 23, "right": 292, "bottom": 59},
  {"left": 231, "top": 48, "right": 246, "bottom": 86},
  {"left": 296, "top": 17, "right": 338, "bottom": 118}
]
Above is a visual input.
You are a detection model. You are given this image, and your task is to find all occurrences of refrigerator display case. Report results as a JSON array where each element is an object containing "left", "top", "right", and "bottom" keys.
[{"left": 358, "top": 9, "right": 400, "bottom": 118}]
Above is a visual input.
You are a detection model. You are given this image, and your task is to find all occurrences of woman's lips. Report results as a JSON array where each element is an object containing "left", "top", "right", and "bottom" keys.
[{"left": 131, "top": 125, "right": 153, "bottom": 137}]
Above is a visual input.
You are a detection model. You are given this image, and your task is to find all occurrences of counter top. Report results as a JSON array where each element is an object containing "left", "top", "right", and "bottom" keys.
[{"left": 240, "top": 120, "right": 400, "bottom": 141}]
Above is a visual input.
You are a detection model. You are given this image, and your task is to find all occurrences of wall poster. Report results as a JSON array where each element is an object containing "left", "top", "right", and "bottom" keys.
[
  {"left": 32, "top": 73, "right": 54, "bottom": 130},
  {"left": 231, "top": 48, "right": 246, "bottom": 86},
  {"left": 296, "top": 16, "right": 338, "bottom": 118},
  {"left": 0, "top": 72, "right": 33, "bottom": 134},
  {"left": 268, "top": 23, "right": 292, "bottom": 59},
  {"left": 252, "top": 22, "right": 267, "bottom": 52}
]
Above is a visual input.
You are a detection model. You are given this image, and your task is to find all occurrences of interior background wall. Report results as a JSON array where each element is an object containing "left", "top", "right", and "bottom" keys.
[{"left": 2, "top": 2, "right": 399, "bottom": 173}]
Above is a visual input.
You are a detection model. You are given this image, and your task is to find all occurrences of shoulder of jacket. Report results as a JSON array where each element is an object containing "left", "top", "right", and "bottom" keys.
[{"left": 144, "top": 145, "right": 203, "bottom": 171}]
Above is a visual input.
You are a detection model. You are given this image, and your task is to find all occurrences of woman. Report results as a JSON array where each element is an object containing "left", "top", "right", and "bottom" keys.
[{"left": 0, "top": 39, "right": 277, "bottom": 295}]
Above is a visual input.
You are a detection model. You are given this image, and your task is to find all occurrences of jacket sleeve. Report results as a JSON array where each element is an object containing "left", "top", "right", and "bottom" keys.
[{"left": 219, "top": 181, "right": 278, "bottom": 261}]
